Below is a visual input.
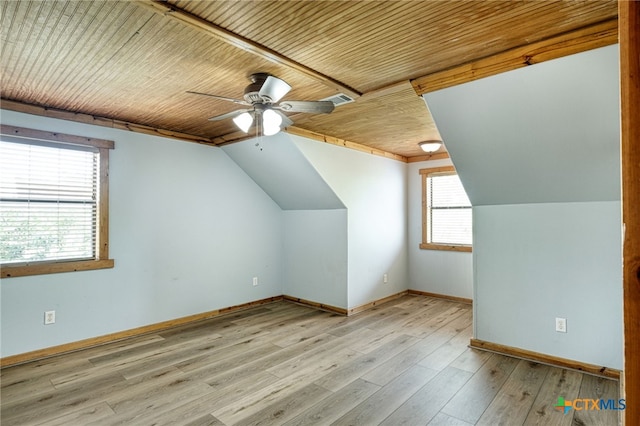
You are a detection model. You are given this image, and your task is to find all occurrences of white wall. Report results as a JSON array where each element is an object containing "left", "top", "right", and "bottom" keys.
[
  {"left": 0, "top": 109, "right": 283, "bottom": 358},
  {"left": 407, "top": 159, "right": 473, "bottom": 300},
  {"left": 283, "top": 209, "right": 348, "bottom": 308},
  {"left": 291, "top": 136, "right": 408, "bottom": 308}
]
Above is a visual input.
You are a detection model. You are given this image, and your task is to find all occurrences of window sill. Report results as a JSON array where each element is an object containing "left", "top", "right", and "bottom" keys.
[
  {"left": 420, "top": 243, "right": 472, "bottom": 253},
  {"left": 1, "top": 259, "right": 114, "bottom": 278}
]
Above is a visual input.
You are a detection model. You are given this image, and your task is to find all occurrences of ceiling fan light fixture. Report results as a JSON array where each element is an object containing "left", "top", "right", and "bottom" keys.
[
  {"left": 263, "top": 108, "right": 283, "bottom": 136},
  {"left": 419, "top": 140, "right": 442, "bottom": 153},
  {"left": 191, "top": 73, "right": 335, "bottom": 136},
  {"left": 259, "top": 75, "right": 292, "bottom": 103},
  {"left": 233, "top": 112, "right": 253, "bottom": 133}
]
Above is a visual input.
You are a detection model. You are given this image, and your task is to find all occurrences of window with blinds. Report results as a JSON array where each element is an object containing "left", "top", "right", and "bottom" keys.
[
  {"left": 0, "top": 138, "right": 99, "bottom": 264},
  {"left": 0, "top": 125, "right": 114, "bottom": 278},
  {"left": 420, "top": 167, "right": 472, "bottom": 251}
]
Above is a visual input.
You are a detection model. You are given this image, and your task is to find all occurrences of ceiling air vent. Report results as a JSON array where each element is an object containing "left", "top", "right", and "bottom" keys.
[{"left": 322, "top": 93, "right": 355, "bottom": 107}]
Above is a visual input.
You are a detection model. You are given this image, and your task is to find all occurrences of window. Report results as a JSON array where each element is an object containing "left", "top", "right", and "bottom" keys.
[
  {"left": 420, "top": 166, "right": 472, "bottom": 252},
  {"left": 0, "top": 125, "right": 114, "bottom": 277}
]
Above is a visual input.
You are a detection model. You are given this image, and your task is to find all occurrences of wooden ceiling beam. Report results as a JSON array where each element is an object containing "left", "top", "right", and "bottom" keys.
[
  {"left": 411, "top": 18, "right": 618, "bottom": 95},
  {"left": 136, "top": 0, "right": 361, "bottom": 99}
]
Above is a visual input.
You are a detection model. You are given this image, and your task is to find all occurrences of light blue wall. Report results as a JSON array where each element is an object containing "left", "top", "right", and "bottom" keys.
[
  {"left": 291, "top": 135, "right": 409, "bottom": 308},
  {"left": 223, "top": 135, "right": 350, "bottom": 309},
  {"left": 3, "top": 42, "right": 619, "bottom": 366},
  {"left": 407, "top": 159, "right": 473, "bottom": 300},
  {"left": 0, "top": 109, "right": 284, "bottom": 358},
  {"left": 227, "top": 133, "right": 411, "bottom": 310},
  {"left": 222, "top": 134, "right": 345, "bottom": 210},
  {"left": 474, "top": 202, "right": 622, "bottom": 368},
  {"left": 283, "top": 209, "right": 348, "bottom": 308},
  {"left": 424, "top": 45, "right": 622, "bottom": 369},
  {"left": 0, "top": 110, "right": 414, "bottom": 357},
  {"left": 425, "top": 45, "right": 620, "bottom": 207}
]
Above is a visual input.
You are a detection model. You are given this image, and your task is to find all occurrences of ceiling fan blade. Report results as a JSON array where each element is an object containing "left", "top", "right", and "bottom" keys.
[
  {"left": 258, "top": 76, "right": 291, "bottom": 103},
  {"left": 208, "top": 108, "right": 252, "bottom": 121},
  {"left": 187, "top": 91, "right": 249, "bottom": 105},
  {"left": 274, "top": 110, "right": 294, "bottom": 128},
  {"left": 277, "top": 100, "right": 335, "bottom": 114}
]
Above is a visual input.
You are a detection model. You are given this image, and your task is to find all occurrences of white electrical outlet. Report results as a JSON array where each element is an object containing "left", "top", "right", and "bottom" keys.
[
  {"left": 252, "top": 277, "right": 258, "bottom": 287},
  {"left": 383, "top": 274, "right": 388, "bottom": 283},
  {"left": 44, "top": 310, "right": 56, "bottom": 325},
  {"left": 555, "top": 317, "right": 567, "bottom": 333}
]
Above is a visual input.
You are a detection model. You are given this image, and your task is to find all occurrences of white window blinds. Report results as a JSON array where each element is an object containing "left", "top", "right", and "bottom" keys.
[
  {"left": 426, "top": 172, "right": 472, "bottom": 246},
  {"left": 0, "top": 138, "right": 99, "bottom": 264}
]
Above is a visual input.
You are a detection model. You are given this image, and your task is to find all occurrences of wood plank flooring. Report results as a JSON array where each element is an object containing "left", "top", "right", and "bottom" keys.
[{"left": 1, "top": 295, "right": 620, "bottom": 425}]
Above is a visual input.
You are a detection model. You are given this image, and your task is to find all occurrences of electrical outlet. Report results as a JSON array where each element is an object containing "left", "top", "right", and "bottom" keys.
[
  {"left": 252, "top": 277, "right": 258, "bottom": 287},
  {"left": 555, "top": 317, "right": 567, "bottom": 333},
  {"left": 44, "top": 310, "right": 56, "bottom": 325},
  {"left": 383, "top": 274, "right": 388, "bottom": 283}
]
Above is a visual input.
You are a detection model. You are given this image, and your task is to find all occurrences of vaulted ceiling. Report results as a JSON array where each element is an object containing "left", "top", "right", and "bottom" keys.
[{"left": 0, "top": 0, "right": 618, "bottom": 159}]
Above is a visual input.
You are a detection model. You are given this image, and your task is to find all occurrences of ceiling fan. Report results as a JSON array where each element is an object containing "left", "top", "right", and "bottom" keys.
[{"left": 187, "top": 73, "right": 335, "bottom": 136}]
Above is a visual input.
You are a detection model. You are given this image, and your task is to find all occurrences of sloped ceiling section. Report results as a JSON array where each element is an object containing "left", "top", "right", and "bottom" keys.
[
  {"left": 424, "top": 45, "right": 620, "bottom": 206},
  {"left": 222, "top": 133, "right": 345, "bottom": 210}
]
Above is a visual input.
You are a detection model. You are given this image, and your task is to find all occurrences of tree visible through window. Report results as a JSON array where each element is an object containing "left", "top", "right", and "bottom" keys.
[
  {"left": 420, "top": 166, "right": 472, "bottom": 252},
  {"left": 0, "top": 125, "right": 114, "bottom": 277}
]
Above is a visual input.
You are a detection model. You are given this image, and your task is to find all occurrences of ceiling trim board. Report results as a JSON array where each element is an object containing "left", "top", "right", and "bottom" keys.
[
  {"left": 136, "top": 0, "right": 361, "bottom": 99},
  {"left": 411, "top": 18, "right": 618, "bottom": 95},
  {"left": 406, "top": 152, "right": 450, "bottom": 163},
  {"left": 211, "top": 131, "right": 258, "bottom": 146},
  {"left": 286, "top": 126, "right": 407, "bottom": 163},
  {"left": 0, "top": 99, "right": 410, "bottom": 163},
  {"left": 0, "top": 99, "right": 216, "bottom": 146}
]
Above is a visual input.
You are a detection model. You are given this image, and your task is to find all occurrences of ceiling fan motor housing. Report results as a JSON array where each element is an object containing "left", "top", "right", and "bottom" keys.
[{"left": 244, "top": 73, "right": 271, "bottom": 103}]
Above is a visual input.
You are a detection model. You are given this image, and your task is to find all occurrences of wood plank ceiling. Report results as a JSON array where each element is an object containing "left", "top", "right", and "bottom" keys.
[{"left": 0, "top": 0, "right": 618, "bottom": 159}]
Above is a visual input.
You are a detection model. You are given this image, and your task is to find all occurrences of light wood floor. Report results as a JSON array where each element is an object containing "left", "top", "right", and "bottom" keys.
[{"left": 1, "top": 295, "right": 620, "bottom": 425}]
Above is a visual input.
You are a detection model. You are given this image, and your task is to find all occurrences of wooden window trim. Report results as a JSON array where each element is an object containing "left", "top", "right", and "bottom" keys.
[
  {"left": 0, "top": 125, "right": 114, "bottom": 278},
  {"left": 420, "top": 166, "right": 472, "bottom": 253},
  {"left": 419, "top": 242, "right": 472, "bottom": 253}
]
